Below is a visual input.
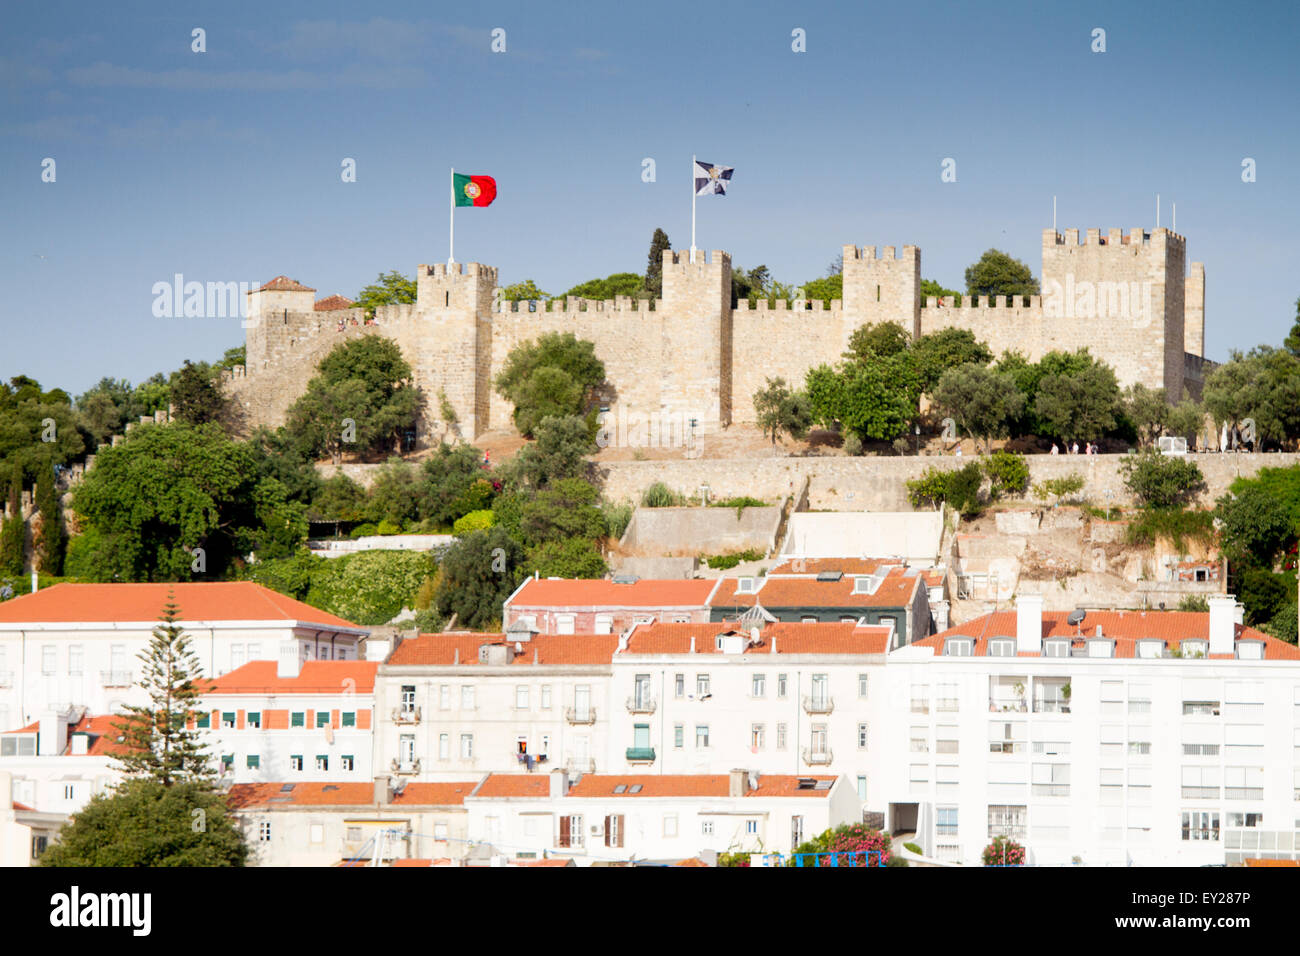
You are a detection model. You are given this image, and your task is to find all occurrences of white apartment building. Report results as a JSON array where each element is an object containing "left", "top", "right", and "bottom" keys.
[
  {"left": 0, "top": 770, "right": 66, "bottom": 867},
  {"left": 228, "top": 778, "right": 475, "bottom": 866},
  {"left": 196, "top": 653, "right": 378, "bottom": 784},
  {"left": 0, "top": 582, "right": 367, "bottom": 728},
  {"left": 464, "top": 768, "right": 858, "bottom": 863},
  {"left": 608, "top": 620, "right": 892, "bottom": 813},
  {"left": 880, "top": 594, "right": 1300, "bottom": 866},
  {"left": 375, "top": 631, "right": 621, "bottom": 780}
]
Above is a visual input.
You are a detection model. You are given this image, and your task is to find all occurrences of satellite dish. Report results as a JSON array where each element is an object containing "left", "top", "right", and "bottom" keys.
[{"left": 1066, "top": 609, "right": 1087, "bottom": 626}]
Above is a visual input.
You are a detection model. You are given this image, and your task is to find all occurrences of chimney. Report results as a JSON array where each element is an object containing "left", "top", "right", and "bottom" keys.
[
  {"left": 37, "top": 709, "right": 68, "bottom": 756},
  {"left": 70, "top": 733, "right": 88, "bottom": 756},
  {"left": 1208, "top": 595, "right": 1237, "bottom": 655},
  {"left": 771, "top": 636, "right": 777, "bottom": 655},
  {"left": 374, "top": 775, "right": 393, "bottom": 805},
  {"left": 549, "top": 768, "right": 569, "bottom": 798},
  {"left": 453, "top": 647, "right": 460, "bottom": 665},
  {"left": 689, "top": 636, "right": 696, "bottom": 653},
  {"left": 276, "top": 640, "right": 301, "bottom": 679},
  {"left": 30, "top": 571, "right": 37, "bottom": 593},
  {"left": 1015, "top": 594, "right": 1044, "bottom": 654},
  {"left": 729, "top": 769, "right": 748, "bottom": 797}
]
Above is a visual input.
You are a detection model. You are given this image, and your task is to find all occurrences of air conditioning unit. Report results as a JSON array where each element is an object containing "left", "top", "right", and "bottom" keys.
[{"left": 590, "top": 823, "right": 604, "bottom": 836}]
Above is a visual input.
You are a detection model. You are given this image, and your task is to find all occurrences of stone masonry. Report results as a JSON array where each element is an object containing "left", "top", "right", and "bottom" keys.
[{"left": 223, "top": 227, "right": 1207, "bottom": 443}]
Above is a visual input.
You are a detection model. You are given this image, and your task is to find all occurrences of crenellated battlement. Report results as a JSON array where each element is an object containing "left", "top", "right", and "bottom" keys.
[
  {"left": 922, "top": 295, "right": 1044, "bottom": 310},
  {"left": 842, "top": 243, "right": 919, "bottom": 262},
  {"left": 496, "top": 296, "right": 661, "bottom": 316},
  {"left": 1044, "top": 226, "right": 1185, "bottom": 249}
]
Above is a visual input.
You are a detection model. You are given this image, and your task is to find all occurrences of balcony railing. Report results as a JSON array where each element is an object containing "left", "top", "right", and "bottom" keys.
[
  {"left": 625, "top": 747, "right": 656, "bottom": 763},
  {"left": 802, "top": 747, "right": 833, "bottom": 765},
  {"left": 568, "top": 757, "right": 596, "bottom": 774},
  {"left": 989, "top": 699, "right": 1027, "bottom": 713},
  {"left": 802, "top": 695, "right": 834, "bottom": 715},
  {"left": 626, "top": 695, "right": 657, "bottom": 714},
  {"left": 101, "top": 670, "right": 133, "bottom": 687},
  {"left": 1182, "top": 787, "right": 1220, "bottom": 799},
  {"left": 1033, "top": 700, "right": 1071, "bottom": 714},
  {"left": 392, "top": 706, "right": 421, "bottom": 724},
  {"left": 390, "top": 758, "right": 421, "bottom": 775},
  {"left": 565, "top": 707, "right": 597, "bottom": 724}
]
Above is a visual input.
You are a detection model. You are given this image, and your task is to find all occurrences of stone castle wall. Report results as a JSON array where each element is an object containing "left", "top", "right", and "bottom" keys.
[{"left": 224, "top": 228, "right": 1207, "bottom": 441}]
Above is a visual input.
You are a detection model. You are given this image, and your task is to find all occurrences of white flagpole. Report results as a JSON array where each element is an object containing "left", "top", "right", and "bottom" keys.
[
  {"left": 449, "top": 167, "right": 455, "bottom": 265},
  {"left": 691, "top": 154, "right": 697, "bottom": 263}
]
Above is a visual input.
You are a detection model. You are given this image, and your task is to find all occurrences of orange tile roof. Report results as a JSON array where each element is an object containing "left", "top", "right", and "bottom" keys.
[
  {"left": 201, "top": 660, "right": 378, "bottom": 695},
  {"left": 227, "top": 781, "right": 475, "bottom": 809},
  {"left": 391, "top": 858, "right": 433, "bottom": 867},
  {"left": 508, "top": 578, "right": 716, "bottom": 609},
  {"left": 514, "top": 858, "right": 574, "bottom": 867},
  {"left": 917, "top": 610, "right": 1300, "bottom": 661},
  {"left": 2, "top": 721, "right": 39, "bottom": 734},
  {"left": 709, "top": 570, "right": 920, "bottom": 610},
  {"left": 1244, "top": 858, "right": 1300, "bottom": 867},
  {"left": 624, "top": 621, "right": 891, "bottom": 655},
  {"left": 565, "top": 774, "right": 837, "bottom": 799},
  {"left": 12, "top": 802, "right": 34, "bottom": 811},
  {"left": 472, "top": 775, "right": 552, "bottom": 799},
  {"left": 258, "top": 275, "right": 314, "bottom": 292},
  {"left": 387, "top": 632, "right": 620, "bottom": 667},
  {"left": 70, "top": 714, "right": 136, "bottom": 756},
  {"left": 314, "top": 294, "right": 355, "bottom": 311},
  {"left": 768, "top": 558, "right": 893, "bottom": 575},
  {"left": 0, "top": 582, "right": 363, "bottom": 631}
]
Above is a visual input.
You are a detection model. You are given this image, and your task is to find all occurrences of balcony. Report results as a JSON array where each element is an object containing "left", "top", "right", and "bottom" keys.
[
  {"left": 567, "top": 757, "right": 596, "bottom": 774},
  {"left": 101, "top": 670, "right": 133, "bottom": 687},
  {"left": 802, "top": 747, "right": 834, "bottom": 765},
  {"left": 392, "top": 706, "right": 421, "bottom": 724},
  {"left": 988, "top": 698, "right": 1027, "bottom": 713},
  {"left": 1033, "top": 700, "right": 1071, "bottom": 714},
  {"left": 626, "top": 695, "right": 657, "bottom": 714},
  {"left": 390, "top": 758, "right": 421, "bottom": 775},
  {"left": 565, "top": 707, "right": 597, "bottom": 725},
  {"left": 625, "top": 747, "right": 656, "bottom": 763},
  {"left": 802, "top": 695, "right": 834, "bottom": 715}
]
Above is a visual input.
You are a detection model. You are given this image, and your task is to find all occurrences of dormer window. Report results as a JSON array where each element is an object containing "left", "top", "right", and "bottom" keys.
[
  {"left": 943, "top": 637, "right": 973, "bottom": 657},
  {"left": 988, "top": 638, "right": 1015, "bottom": 658},
  {"left": 1087, "top": 639, "right": 1114, "bottom": 659},
  {"left": 1236, "top": 641, "right": 1264, "bottom": 661},
  {"left": 1043, "top": 639, "right": 1070, "bottom": 658},
  {"left": 737, "top": 577, "right": 756, "bottom": 594},
  {"left": 1181, "top": 640, "right": 1208, "bottom": 659},
  {"left": 1137, "top": 639, "right": 1164, "bottom": 659},
  {"left": 852, "top": 575, "right": 877, "bottom": 595}
]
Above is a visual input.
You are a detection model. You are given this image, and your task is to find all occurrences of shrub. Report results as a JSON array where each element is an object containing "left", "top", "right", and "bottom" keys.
[
  {"left": 982, "top": 835, "right": 1026, "bottom": 866},
  {"left": 452, "top": 509, "right": 495, "bottom": 535},
  {"left": 1177, "top": 595, "right": 1209, "bottom": 612},
  {"left": 375, "top": 518, "right": 402, "bottom": 535},
  {"left": 1120, "top": 449, "right": 1207, "bottom": 509},
  {"left": 903, "top": 842, "right": 922, "bottom": 855},
  {"left": 641, "top": 482, "right": 683, "bottom": 508},
  {"left": 906, "top": 463, "right": 983, "bottom": 517},
  {"left": 601, "top": 501, "right": 633, "bottom": 540},
  {"left": 349, "top": 522, "right": 378, "bottom": 538},
  {"left": 1031, "top": 472, "right": 1085, "bottom": 504},
  {"left": 983, "top": 450, "right": 1029, "bottom": 498},
  {"left": 702, "top": 549, "right": 765, "bottom": 570},
  {"left": 845, "top": 434, "right": 865, "bottom": 456},
  {"left": 1125, "top": 508, "right": 1216, "bottom": 551}
]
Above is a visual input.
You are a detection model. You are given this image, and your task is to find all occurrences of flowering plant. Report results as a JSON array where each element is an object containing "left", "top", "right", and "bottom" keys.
[{"left": 982, "top": 835, "right": 1026, "bottom": 866}]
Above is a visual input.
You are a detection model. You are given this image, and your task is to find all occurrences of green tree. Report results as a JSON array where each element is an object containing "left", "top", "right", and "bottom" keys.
[
  {"left": 500, "top": 279, "right": 549, "bottom": 302},
  {"left": 644, "top": 227, "right": 671, "bottom": 296},
  {"left": 1216, "top": 484, "right": 1294, "bottom": 565},
  {"left": 1119, "top": 450, "right": 1207, "bottom": 509},
  {"left": 965, "top": 249, "right": 1039, "bottom": 299},
  {"left": 506, "top": 415, "right": 594, "bottom": 490},
  {"left": 933, "top": 364, "right": 1025, "bottom": 452},
  {"left": 0, "top": 465, "right": 23, "bottom": 576},
  {"left": 1033, "top": 355, "right": 1121, "bottom": 442},
  {"left": 799, "top": 274, "right": 842, "bottom": 307},
  {"left": 914, "top": 329, "right": 994, "bottom": 394},
  {"left": 525, "top": 536, "right": 608, "bottom": 578},
  {"left": 33, "top": 455, "right": 64, "bottom": 575},
  {"left": 1122, "top": 383, "right": 1171, "bottom": 447},
  {"left": 1282, "top": 295, "right": 1300, "bottom": 358},
  {"left": 921, "top": 278, "right": 961, "bottom": 300},
  {"left": 495, "top": 333, "right": 606, "bottom": 438},
  {"left": 517, "top": 477, "right": 607, "bottom": 547},
  {"left": 113, "top": 597, "right": 213, "bottom": 785},
  {"left": 419, "top": 442, "right": 493, "bottom": 525},
  {"left": 363, "top": 458, "right": 423, "bottom": 526},
  {"left": 38, "top": 777, "right": 246, "bottom": 867},
  {"left": 983, "top": 450, "right": 1030, "bottom": 498},
  {"left": 844, "top": 322, "right": 910, "bottom": 361},
  {"left": 307, "top": 550, "right": 435, "bottom": 625},
  {"left": 169, "top": 360, "right": 226, "bottom": 426},
  {"left": 806, "top": 357, "right": 920, "bottom": 443},
  {"left": 434, "top": 526, "right": 525, "bottom": 630},
  {"left": 753, "top": 377, "right": 813, "bottom": 445},
  {"left": 559, "top": 273, "right": 646, "bottom": 300},
  {"left": 354, "top": 270, "right": 417, "bottom": 316},
  {"left": 1203, "top": 347, "right": 1300, "bottom": 447}
]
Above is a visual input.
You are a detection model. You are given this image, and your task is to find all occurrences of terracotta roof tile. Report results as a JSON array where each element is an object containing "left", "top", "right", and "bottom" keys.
[
  {"left": 12, "top": 802, "right": 34, "bottom": 811},
  {"left": 917, "top": 610, "right": 1300, "bottom": 661},
  {"left": 227, "top": 781, "right": 475, "bottom": 809},
  {"left": 314, "top": 294, "right": 355, "bottom": 311},
  {"left": 201, "top": 660, "right": 377, "bottom": 695},
  {"left": 0, "top": 582, "right": 363, "bottom": 631},
  {"left": 767, "top": 558, "right": 893, "bottom": 575},
  {"left": 258, "top": 275, "right": 314, "bottom": 292},
  {"left": 473, "top": 775, "right": 552, "bottom": 799},
  {"left": 565, "top": 774, "right": 837, "bottom": 799},
  {"left": 387, "top": 632, "right": 619, "bottom": 667},
  {"left": 508, "top": 578, "right": 715, "bottom": 609},
  {"left": 624, "top": 620, "right": 891, "bottom": 655},
  {"left": 710, "top": 569, "right": 920, "bottom": 611}
]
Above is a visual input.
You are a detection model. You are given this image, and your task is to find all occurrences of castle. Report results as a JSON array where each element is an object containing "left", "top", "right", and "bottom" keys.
[{"left": 223, "top": 226, "right": 1207, "bottom": 444}]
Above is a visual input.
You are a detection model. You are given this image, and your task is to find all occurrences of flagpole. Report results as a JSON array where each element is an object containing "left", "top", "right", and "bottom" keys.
[
  {"left": 449, "top": 167, "right": 455, "bottom": 265},
  {"left": 690, "top": 154, "right": 697, "bottom": 263}
]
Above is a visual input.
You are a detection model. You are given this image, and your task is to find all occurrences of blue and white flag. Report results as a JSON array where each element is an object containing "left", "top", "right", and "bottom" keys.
[{"left": 694, "top": 160, "right": 734, "bottom": 196}]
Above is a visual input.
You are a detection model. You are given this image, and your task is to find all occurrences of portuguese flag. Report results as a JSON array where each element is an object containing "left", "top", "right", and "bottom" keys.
[{"left": 454, "top": 173, "right": 496, "bottom": 207}]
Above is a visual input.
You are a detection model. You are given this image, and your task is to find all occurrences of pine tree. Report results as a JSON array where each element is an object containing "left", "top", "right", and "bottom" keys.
[
  {"left": 644, "top": 227, "right": 671, "bottom": 296},
  {"left": 0, "top": 465, "right": 24, "bottom": 578},
  {"left": 112, "top": 596, "right": 214, "bottom": 786},
  {"left": 34, "top": 455, "right": 64, "bottom": 576}
]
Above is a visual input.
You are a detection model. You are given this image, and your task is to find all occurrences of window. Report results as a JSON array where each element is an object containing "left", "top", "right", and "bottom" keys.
[
  {"left": 1032, "top": 739, "right": 1069, "bottom": 756},
  {"left": 664, "top": 814, "right": 678, "bottom": 838},
  {"left": 460, "top": 734, "right": 474, "bottom": 759},
  {"left": 259, "top": 821, "right": 272, "bottom": 842},
  {"left": 673, "top": 724, "right": 684, "bottom": 749},
  {"left": 516, "top": 686, "right": 529, "bottom": 710},
  {"left": 910, "top": 684, "right": 929, "bottom": 714},
  {"left": 1127, "top": 765, "right": 1152, "bottom": 793},
  {"left": 752, "top": 673, "right": 766, "bottom": 697},
  {"left": 1099, "top": 681, "right": 1123, "bottom": 716},
  {"left": 341, "top": 711, "right": 354, "bottom": 728},
  {"left": 246, "top": 755, "right": 260, "bottom": 769},
  {"left": 1182, "top": 811, "right": 1220, "bottom": 842},
  {"left": 316, "top": 755, "right": 328, "bottom": 771},
  {"left": 291, "top": 711, "right": 305, "bottom": 728},
  {"left": 559, "top": 814, "right": 584, "bottom": 847},
  {"left": 987, "top": 805, "right": 1027, "bottom": 839},
  {"left": 438, "top": 733, "right": 449, "bottom": 760},
  {"left": 247, "top": 712, "right": 262, "bottom": 729},
  {"left": 63, "top": 784, "right": 75, "bottom": 800},
  {"left": 221, "top": 754, "right": 234, "bottom": 769},
  {"left": 858, "top": 674, "right": 869, "bottom": 698},
  {"left": 461, "top": 686, "right": 475, "bottom": 710},
  {"left": 1183, "top": 742, "right": 1219, "bottom": 756},
  {"left": 937, "top": 807, "right": 959, "bottom": 836},
  {"left": 434, "top": 822, "right": 448, "bottom": 841},
  {"left": 909, "top": 764, "right": 928, "bottom": 785},
  {"left": 1099, "top": 768, "right": 1124, "bottom": 801},
  {"left": 400, "top": 735, "right": 415, "bottom": 766},
  {"left": 791, "top": 815, "right": 804, "bottom": 849},
  {"left": 857, "top": 723, "right": 869, "bottom": 750},
  {"left": 1225, "top": 724, "right": 1263, "bottom": 756},
  {"left": 777, "top": 723, "right": 787, "bottom": 751},
  {"left": 290, "top": 755, "right": 303, "bottom": 771},
  {"left": 316, "top": 712, "right": 330, "bottom": 728},
  {"left": 674, "top": 674, "right": 685, "bottom": 698},
  {"left": 736, "top": 577, "right": 756, "bottom": 594},
  {"left": 1182, "top": 640, "right": 1208, "bottom": 658},
  {"left": 1032, "top": 763, "right": 1070, "bottom": 797},
  {"left": 745, "top": 820, "right": 758, "bottom": 835},
  {"left": 811, "top": 724, "right": 829, "bottom": 756},
  {"left": 1227, "top": 812, "right": 1264, "bottom": 828},
  {"left": 1128, "top": 734, "right": 1152, "bottom": 756},
  {"left": 777, "top": 674, "right": 788, "bottom": 698},
  {"left": 701, "top": 820, "right": 715, "bottom": 835},
  {"left": 1225, "top": 766, "right": 1263, "bottom": 800},
  {"left": 856, "top": 775, "right": 868, "bottom": 801},
  {"left": 1088, "top": 640, "right": 1114, "bottom": 658},
  {"left": 909, "top": 727, "right": 928, "bottom": 752},
  {"left": 1043, "top": 639, "right": 1070, "bottom": 658},
  {"left": 400, "top": 685, "right": 416, "bottom": 711},
  {"left": 988, "top": 721, "right": 1025, "bottom": 754},
  {"left": 32, "top": 835, "right": 48, "bottom": 860},
  {"left": 989, "top": 638, "right": 1015, "bottom": 657},
  {"left": 1137, "top": 639, "right": 1164, "bottom": 659},
  {"left": 310, "top": 824, "right": 323, "bottom": 844},
  {"left": 944, "top": 637, "right": 973, "bottom": 657},
  {"left": 696, "top": 725, "right": 710, "bottom": 748},
  {"left": 341, "top": 755, "right": 354, "bottom": 771},
  {"left": 751, "top": 723, "right": 765, "bottom": 750},
  {"left": 196, "top": 713, "right": 210, "bottom": 729},
  {"left": 594, "top": 614, "right": 613, "bottom": 635},
  {"left": 1128, "top": 683, "right": 1152, "bottom": 714},
  {"left": 555, "top": 614, "right": 576, "bottom": 635},
  {"left": 936, "top": 726, "right": 959, "bottom": 754},
  {"left": 439, "top": 685, "right": 450, "bottom": 710},
  {"left": 696, "top": 674, "right": 711, "bottom": 697},
  {"left": 800, "top": 615, "right": 818, "bottom": 624},
  {"left": 936, "top": 682, "right": 959, "bottom": 712},
  {"left": 541, "top": 685, "right": 552, "bottom": 709},
  {"left": 68, "top": 645, "right": 83, "bottom": 676},
  {"left": 41, "top": 645, "right": 56, "bottom": 676},
  {"left": 1099, "top": 724, "right": 1123, "bottom": 757},
  {"left": 1183, "top": 700, "right": 1220, "bottom": 716}
]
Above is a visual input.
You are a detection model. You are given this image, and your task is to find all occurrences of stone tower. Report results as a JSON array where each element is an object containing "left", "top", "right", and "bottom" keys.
[
  {"left": 841, "top": 245, "right": 921, "bottom": 335},
  {"left": 660, "top": 249, "right": 733, "bottom": 428}
]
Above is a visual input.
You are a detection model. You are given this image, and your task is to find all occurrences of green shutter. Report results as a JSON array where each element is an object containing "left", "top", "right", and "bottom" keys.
[
  {"left": 246, "top": 754, "right": 260, "bottom": 768},
  {"left": 247, "top": 711, "right": 261, "bottom": 726},
  {"left": 343, "top": 754, "right": 354, "bottom": 768},
  {"left": 197, "top": 713, "right": 210, "bottom": 729},
  {"left": 222, "top": 712, "right": 235, "bottom": 725},
  {"left": 317, "top": 712, "right": 330, "bottom": 728},
  {"left": 221, "top": 754, "right": 233, "bottom": 767},
  {"left": 291, "top": 712, "right": 304, "bottom": 727},
  {"left": 342, "top": 712, "right": 356, "bottom": 727}
]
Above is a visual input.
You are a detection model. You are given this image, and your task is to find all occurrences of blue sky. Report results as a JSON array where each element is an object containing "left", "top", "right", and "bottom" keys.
[{"left": 3, "top": 0, "right": 1298, "bottom": 396}]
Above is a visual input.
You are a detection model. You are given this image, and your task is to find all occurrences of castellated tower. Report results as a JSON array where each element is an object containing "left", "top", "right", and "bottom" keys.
[
  {"left": 1184, "top": 262, "right": 1205, "bottom": 358},
  {"left": 404, "top": 262, "right": 498, "bottom": 439},
  {"left": 660, "top": 250, "right": 733, "bottom": 427},
  {"left": 841, "top": 244, "right": 921, "bottom": 335},
  {"left": 1040, "top": 227, "right": 1187, "bottom": 398}
]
